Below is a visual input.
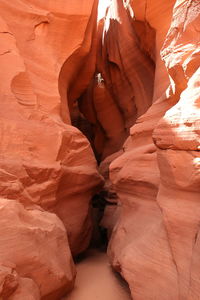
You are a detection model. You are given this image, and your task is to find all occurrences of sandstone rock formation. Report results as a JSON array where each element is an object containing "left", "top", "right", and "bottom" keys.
[
  {"left": 76, "top": 0, "right": 155, "bottom": 160},
  {"left": 8, "top": 278, "right": 40, "bottom": 300},
  {"left": 0, "top": 0, "right": 103, "bottom": 255},
  {"left": 0, "top": 0, "right": 199, "bottom": 299},
  {"left": 0, "top": 0, "right": 103, "bottom": 299},
  {"left": 0, "top": 199, "right": 75, "bottom": 299},
  {"left": 102, "top": 0, "right": 200, "bottom": 299}
]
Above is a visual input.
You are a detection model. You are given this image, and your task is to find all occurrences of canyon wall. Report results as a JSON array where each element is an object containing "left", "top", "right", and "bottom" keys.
[
  {"left": 104, "top": 0, "right": 200, "bottom": 299},
  {"left": 0, "top": 0, "right": 199, "bottom": 299},
  {"left": 76, "top": 0, "right": 155, "bottom": 161},
  {"left": 0, "top": 0, "right": 102, "bottom": 299}
]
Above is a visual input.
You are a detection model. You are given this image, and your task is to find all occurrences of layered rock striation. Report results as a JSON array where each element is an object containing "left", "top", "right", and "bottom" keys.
[
  {"left": 104, "top": 0, "right": 200, "bottom": 299},
  {"left": 0, "top": 0, "right": 199, "bottom": 299},
  {"left": 0, "top": 0, "right": 102, "bottom": 299}
]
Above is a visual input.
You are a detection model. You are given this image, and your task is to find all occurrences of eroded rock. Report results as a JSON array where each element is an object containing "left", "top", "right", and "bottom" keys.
[
  {"left": 0, "top": 199, "right": 75, "bottom": 299},
  {"left": 105, "top": 0, "right": 200, "bottom": 299}
]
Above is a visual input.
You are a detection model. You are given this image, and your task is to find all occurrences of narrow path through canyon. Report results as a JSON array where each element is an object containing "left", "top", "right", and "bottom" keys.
[{"left": 62, "top": 249, "right": 132, "bottom": 300}]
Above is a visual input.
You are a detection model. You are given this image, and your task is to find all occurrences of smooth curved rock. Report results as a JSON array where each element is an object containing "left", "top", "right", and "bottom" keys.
[
  {"left": 0, "top": 0, "right": 199, "bottom": 299},
  {"left": 106, "top": 0, "right": 200, "bottom": 299},
  {"left": 0, "top": 0, "right": 103, "bottom": 256},
  {"left": 75, "top": 0, "right": 156, "bottom": 160}
]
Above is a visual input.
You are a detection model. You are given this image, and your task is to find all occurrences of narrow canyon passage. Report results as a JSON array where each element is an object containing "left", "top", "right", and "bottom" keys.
[
  {"left": 0, "top": 0, "right": 199, "bottom": 299},
  {"left": 61, "top": 0, "right": 156, "bottom": 299},
  {"left": 62, "top": 249, "right": 132, "bottom": 300}
]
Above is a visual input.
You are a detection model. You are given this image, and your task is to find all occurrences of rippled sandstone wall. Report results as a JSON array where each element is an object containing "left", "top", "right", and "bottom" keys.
[
  {"left": 106, "top": 0, "right": 200, "bottom": 299},
  {"left": 0, "top": 1, "right": 103, "bottom": 299},
  {"left": 0, "top": 0, "right": 199, "bottom": 299},
  {"left": 77, "top": 0, "right": 155, "bottom": 161}
]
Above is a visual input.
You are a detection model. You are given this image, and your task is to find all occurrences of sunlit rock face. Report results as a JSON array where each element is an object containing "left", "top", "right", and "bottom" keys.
[
  {"left": 0, "top": 0, "right": 103, "bottom": 298},
  {"left": 0, "top": 0, "right": 199, "bottom": 299},
  {"left": 104, "top": 0, "right": 200, "bottom": 299}
]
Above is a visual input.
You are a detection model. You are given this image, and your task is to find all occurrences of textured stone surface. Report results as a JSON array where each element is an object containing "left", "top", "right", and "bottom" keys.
[
  {"left": 0, "top": 199, "right": 75, "bottom": 299},
  {"left": 0, "top": 0, "right": 102, "bottom": 257},
  {"left": 0, "top": 0, "right": 102, "bottom": 298},
  {"left": 8, "top": 278, "right": 40, "bottom": 300},
  {"left": 105, "top": 0, "right": 200, "bottom": 299},
  {"left": 75, "top": 0, "right": 155, "bottom": 160},
  {"left": 0, "top": 0, "right": 199, "bottom": 299},
  {"left": 0, "top": 264, "right": 19, "bottom": 299}
]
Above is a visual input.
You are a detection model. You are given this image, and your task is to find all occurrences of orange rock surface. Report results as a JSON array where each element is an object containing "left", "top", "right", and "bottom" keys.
[
  {"left": 104, "top": 0, "right": 200, "bottom": 299},
  {"left": 0, "top": 0, "right": 102, "bottom": 299},
  {"left": 77, "top": 0, "right": 155, "bottom": 160},
  {"left": 0, "top": 0, "right": 103, "bottom": 252},
  {"left": 0, "top": 199, "right": 75, "bottom": 299},
  {"left": 0, "top": 0, "right": 199, "bottom": 299}
]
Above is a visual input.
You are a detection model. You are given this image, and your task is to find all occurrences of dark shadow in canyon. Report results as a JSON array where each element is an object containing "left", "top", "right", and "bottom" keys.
[{"left": 67, "top": 15, "right": 156, "bottom": 251}]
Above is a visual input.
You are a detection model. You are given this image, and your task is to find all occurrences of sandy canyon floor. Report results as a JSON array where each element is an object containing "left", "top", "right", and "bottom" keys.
[{"left": 63, "top": 249, "right": 132, "bottom": 300}]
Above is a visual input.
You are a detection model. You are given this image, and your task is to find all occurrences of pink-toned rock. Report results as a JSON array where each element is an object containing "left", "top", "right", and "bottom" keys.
[
  {"left": 79, "top": 78, "right": 126, "bottom": 159},
  {"left": 0, "top": 264, "right": 40, "bottom": 300},
  {"left": 76, "top": 0, "right": 156, "bottom": 160},
  {"left": 153, "top": 68, "right": 200, "bottom": 151},
  {"left": 0, "top": 0, "right": 103, "bottom": 256},
  {"left": 0, "top": 264, "right": 19, "bottom": 299},
  {"left": 152, "top": 2, "right": 200, "bottom": 297},
  {"left": 105, "top": 0, "right": 200, "bottom": 299},
  {"left": 9, "top": 278, "right": 40, "bottom": 300},
  {"left": 108, "top": 140, "right": 180, "bottom": 299},
  {"left": 0, "top": 199, "right": 75, "bottom": 299},
  {"left": 130, "top": 0, "right": 176, "bottom": 100},
  {"left": 0, "top": 0, "right": 199, "bottom": 299},
  {"left": 99, "top": 0, "right": 155, "bottom": 121}
]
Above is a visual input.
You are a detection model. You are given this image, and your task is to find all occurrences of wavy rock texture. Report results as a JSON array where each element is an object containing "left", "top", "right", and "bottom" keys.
[
  {"left": 0, "top": 0, "right": 103, "bottom": 299},
  {"left": 0, "top": 0, "right": 103, "bottom": 254},
  {"left": 104, "top": 0, "right": 200, "bottom": 299},
  {"left": 0, "top": 0, "right": 199, "bottom": 299},
  {"left": 73, "top": 0, "right": 155, "bottom": 161}
]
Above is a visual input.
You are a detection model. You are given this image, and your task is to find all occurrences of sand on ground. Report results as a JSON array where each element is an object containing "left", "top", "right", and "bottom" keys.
[{"left": 63, "top": 249, "right": 132, "bottom": 300}]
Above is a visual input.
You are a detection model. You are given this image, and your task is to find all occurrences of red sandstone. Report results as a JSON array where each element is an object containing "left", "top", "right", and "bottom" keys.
[{"left": 0, "top": 0, "right": 199, "bottom": 299}]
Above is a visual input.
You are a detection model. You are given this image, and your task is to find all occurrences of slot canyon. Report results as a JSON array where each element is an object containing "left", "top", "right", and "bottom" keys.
[{"left": 0, "top": 0, "right": 199, "bottom": 299}]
